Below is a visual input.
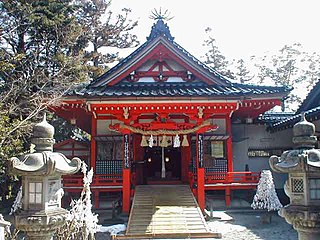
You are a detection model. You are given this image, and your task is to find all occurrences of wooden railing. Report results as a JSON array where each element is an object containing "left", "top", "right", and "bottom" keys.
[
  {"left": 189, "top": 171, "right": 260, "bottom": 187},
  {"left": 63, "top": 174, "right": 123, "bottom": 187},
  {"left": 206, "top": 171, "right": 260, "bottom": 184},
  {"left": 64, "top": 172, "right": 260, "bottom": 189}
]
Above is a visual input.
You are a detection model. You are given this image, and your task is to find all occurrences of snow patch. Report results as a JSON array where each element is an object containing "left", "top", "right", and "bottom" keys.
[{"left": 98, "top": 224, "right": 126, "bottom": 236}]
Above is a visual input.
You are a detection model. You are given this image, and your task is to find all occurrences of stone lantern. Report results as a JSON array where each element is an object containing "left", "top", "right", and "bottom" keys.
[
  {"left": 269, "top": 113, "right": 320, "bottom": 240},
  {"left": 7, "top": 115, "right": 82, "bottom": 240}
]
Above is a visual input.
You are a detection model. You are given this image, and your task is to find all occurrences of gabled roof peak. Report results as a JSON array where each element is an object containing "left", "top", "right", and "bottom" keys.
[{"left": 147, "top": 19, "right": 174, "bottom": 41}]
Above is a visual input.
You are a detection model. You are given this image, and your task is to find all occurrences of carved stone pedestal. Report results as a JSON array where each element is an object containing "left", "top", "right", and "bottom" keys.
[
  {"left": 15, "top": 208, "right": 68, "bottom": 240},
  {"left": 298, "top": 231, "right": 320, "bottom": 240},
  {"left": 280, "top": 205, "right": 320, "bottom": 240}
]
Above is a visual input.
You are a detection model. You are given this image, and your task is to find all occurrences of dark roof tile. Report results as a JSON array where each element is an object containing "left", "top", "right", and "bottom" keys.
[
  {"left": 268, "top": 106, "right": 320, "bottom": 132},
  {"left": 296, "top": 79, "right": 320, "bottom": 113},
  {"left": 68, "top": 82, "right": 291, "bottom": 98}
]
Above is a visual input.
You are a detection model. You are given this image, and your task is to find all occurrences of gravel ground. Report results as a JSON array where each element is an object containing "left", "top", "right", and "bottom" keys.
[
  {"left": 96, "top": 211, "right": 298, "bottom": 240},
  {"left": 207, "top": 212, "right": 298, "bottom": 240}
]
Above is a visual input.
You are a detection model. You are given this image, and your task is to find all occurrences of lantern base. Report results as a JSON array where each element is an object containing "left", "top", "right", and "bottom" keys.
[{"left": 15, "top": 208, "right": 68, "bottom": 240}]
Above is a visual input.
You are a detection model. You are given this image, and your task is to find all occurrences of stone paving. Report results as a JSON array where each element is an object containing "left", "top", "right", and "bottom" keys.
[{"left": 96, "top": 211, "right": 298, "bottom": 240}]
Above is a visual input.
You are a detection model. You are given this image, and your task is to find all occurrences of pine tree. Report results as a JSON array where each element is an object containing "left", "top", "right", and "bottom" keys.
[
  {"left": 251, "top": 170, "right": 283, "bottom": 211},
  {"left": 0, "top": 0, "right": 138, "bottom": 203},
  {"left": 235, "top": 59, "right": 253, "bottom": 84},
  {"left": 76, "top": 0, "right": 139, "bottom": 78},
  {"left": 0, "top": 0, "right": 87, "bottom": 201},
  {"left": 253, "top": 43, "right": 320, "bottom": 111},
  {"left": 202, "top": 28, "right": 235, "bottom": 80}
]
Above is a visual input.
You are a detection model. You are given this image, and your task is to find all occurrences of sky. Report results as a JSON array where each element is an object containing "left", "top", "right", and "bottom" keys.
[{"left": 110, "top": 0, "right": 320, "bottom": 61}]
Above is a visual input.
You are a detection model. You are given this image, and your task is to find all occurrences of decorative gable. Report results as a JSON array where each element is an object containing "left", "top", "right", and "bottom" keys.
[
  {"left": 127, "top": 55, "right": 195, "bottom": 83},
  {"left": 89, "top": 19, "right": 231, "bottom": 88}
]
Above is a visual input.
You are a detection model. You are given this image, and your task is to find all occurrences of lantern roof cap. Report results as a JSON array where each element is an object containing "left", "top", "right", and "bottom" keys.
[
  {"left": 292, "top": 112, "right": 317, "bottom": 148},
  {"left": 33, "top": 114, "right": 54, "bottom": 139},
  {"left": 9, "top": 152, "right": 81, "bottom": 176},
  {"left": 8, "top": 115, "right": 81, "bottom": 176}
]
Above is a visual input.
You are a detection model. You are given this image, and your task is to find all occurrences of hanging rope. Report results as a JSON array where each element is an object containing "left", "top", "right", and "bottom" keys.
[{"left": 110, "top": 120, "right": 215, "bottom": 135}]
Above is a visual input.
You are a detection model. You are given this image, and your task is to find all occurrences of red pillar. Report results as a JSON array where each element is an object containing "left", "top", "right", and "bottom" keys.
[
  {"left": 196, "top": 133, "right": 205, "bottom": 211},
  {"left": 134, "top": 135, "right": 145, "bottom": 185},
  {"left": 122, "top": 169, "right": 131, "bottom": 214},
  {"left": 122, "top": 133, "right": 131, "bottom": 214},
  {"left": 197, "top": 168, "right": 205, "bottom": 210},
  {"left": 225, "top": 116, "right": 233, "bottom": 207},
  {"left": 90, "top": 117, "right": 97, "bottom": 172},
  {"left": 181, "top": 139, "right": 191, "bottom": 183},
  {"left": 226, "top": 116, "right": 233, "bottom": 172}
]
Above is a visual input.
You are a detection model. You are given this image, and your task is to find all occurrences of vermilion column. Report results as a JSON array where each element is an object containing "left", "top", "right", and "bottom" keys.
[
  {"left": 225, "top": 116, "right": 233, "bottom": 207},
  {"left": 196, "top": 133, "right": 205, "bottom": 211},
  {"left": 122, "top": 133, "right": 131, "bottom": 214},
  {"left": 226, "top": 116, "right": 233, "bottom": 172},
  {"left": 90, "top": 117, "right": 97, "bottom": 171},
  {"left": 181, "top": 137, "right": 191, "bottom": 183}
]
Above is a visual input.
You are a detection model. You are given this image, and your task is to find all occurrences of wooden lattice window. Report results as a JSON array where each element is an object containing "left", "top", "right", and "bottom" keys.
[
  {"left": 29, "top": 182, "right": 42, "bottom": 204},
  {"left": 291, "top": 178, "right": 304, "bottom": 193}
]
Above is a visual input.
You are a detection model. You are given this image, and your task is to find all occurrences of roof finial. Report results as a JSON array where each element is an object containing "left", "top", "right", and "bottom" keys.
[
  {"left": 147, "top": 8, "right": 174, "bottom": 41},
  {"left": 292, "top": 111, "right": 316, "bottom": 149},
  {"left": 149, "top": 8, "right": 174, "bottom": 21},
  {"left": 43, "top": 112, "right": 47, "bottom": 122}
]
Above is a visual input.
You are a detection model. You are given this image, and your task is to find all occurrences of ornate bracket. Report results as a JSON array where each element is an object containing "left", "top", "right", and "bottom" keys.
[{"left": 123, "top": 107, "right": 129, "bottom": 120}]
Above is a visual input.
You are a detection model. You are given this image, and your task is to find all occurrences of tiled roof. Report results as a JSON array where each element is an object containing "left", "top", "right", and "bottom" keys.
[
  {"left": 256, "top": 112, "right": 295, "bottom": 124},
  {"left": 68, "top": 81, "right": 291, "bottom": 98},
  {"left": 268, "top": 79, "right": 320, "bottom": 131},
  {"left": 89, "top": 19, "right": 231, "bottom": 88},
  {"left": 90, "top": 41, "right": 150, "bottom": 86},
  {"left": 296, "top": 79, "right": 320, "bottom": 113},
  {"left": 66, "top": 19, "right": 291, "bottom": 101},
  {"left": 268, "top": 106, "right": 320, "bottom": 132}
]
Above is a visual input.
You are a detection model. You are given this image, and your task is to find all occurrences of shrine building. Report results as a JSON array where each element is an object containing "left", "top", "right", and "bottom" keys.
[{"left": 52, "top": 18, "right": 291, "bottom": 214}]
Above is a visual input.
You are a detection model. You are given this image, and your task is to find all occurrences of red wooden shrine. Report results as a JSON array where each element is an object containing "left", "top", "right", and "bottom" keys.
[{"left": 52, "top": 18, "right": 290, "bottom": 213}]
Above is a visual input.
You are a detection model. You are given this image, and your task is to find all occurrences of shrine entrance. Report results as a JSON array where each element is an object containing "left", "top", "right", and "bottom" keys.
[{"left": 144, "top": 146, "right": 181, "bottom": 184}]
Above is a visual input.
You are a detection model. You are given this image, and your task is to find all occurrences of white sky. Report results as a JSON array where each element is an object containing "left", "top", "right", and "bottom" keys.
[{"left": 110, "top": 0, "right": 320, "bottom": 61}]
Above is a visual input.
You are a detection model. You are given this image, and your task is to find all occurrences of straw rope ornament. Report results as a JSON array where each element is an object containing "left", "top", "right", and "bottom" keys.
[
  {"left": 140, "top": 135, "right": 148, "bottom": 147},
  {"left": 181, "top": 135, "right": 189, "bottom": 147},
  {"left": 149, "top": 135, "right": 154, "bottom": 148},
  {"left": 110, "top": 120, "right": 217, "bottom": 148},
  {"left": 111, "top": 120, "right": 214, "bottom": 135},
  {"left": 173, "top": 134, "right": 180, "bottom": 148}
]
